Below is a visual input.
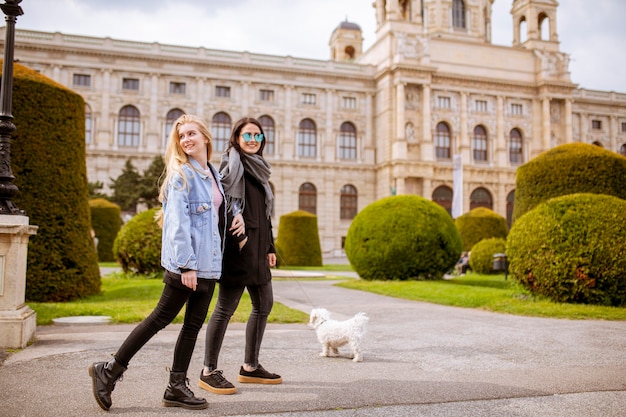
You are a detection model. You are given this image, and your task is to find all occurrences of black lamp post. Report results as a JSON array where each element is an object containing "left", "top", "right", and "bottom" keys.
[{"left": 0, "top": 0, "right": 23, "bottom": 215}]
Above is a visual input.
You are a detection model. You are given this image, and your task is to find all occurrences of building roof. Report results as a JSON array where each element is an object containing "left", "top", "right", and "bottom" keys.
[{"left": 336, "top": 19, "right": 361, "bottom": 31}]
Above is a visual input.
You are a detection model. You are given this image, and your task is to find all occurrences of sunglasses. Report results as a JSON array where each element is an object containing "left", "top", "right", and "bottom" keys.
[{"left": 241, "top": 132, "right": 264, "bottom": 142}]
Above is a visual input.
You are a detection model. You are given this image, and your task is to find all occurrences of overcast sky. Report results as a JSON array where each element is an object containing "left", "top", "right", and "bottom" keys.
[{"left": 12, "top": 0, "right": 626, "bottom": 93}]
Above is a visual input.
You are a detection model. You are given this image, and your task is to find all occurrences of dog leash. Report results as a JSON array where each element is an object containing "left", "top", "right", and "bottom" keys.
[{"left": 274, "top": 252, "right": 317, "bottom": 309}]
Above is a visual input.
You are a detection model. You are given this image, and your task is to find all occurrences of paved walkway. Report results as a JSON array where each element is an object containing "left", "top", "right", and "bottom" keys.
[{"left": 1, "top": 274, "right": 625, "bottom": 416}]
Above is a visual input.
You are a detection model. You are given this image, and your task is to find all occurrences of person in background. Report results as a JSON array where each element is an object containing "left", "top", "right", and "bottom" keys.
[
  {"left": 88, "top": 114, "right": 243, "bottom": 411},
  {"left": 198, "top": 117, "right": 281, "bottom": 396}
]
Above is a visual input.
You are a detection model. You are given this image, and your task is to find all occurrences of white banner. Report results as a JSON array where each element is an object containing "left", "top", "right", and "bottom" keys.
[{"left": 452, "top": 154, "right": 463, "bottom": 218}]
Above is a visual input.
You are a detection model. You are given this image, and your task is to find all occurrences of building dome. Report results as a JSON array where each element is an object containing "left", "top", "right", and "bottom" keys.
[{"left": 336, "top": 19, "right": 361, "bottom": 32}]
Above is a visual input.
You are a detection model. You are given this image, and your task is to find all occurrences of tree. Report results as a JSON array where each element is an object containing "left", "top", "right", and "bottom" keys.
[
  {"left": 109, "top": 158, "right": 141, "bottom": 212},
  {"left": 88, "top": 181, "right": 108, "bottom": 199},
  {"left": 138, "top": 155, "right": 165, "bottom": 209}
]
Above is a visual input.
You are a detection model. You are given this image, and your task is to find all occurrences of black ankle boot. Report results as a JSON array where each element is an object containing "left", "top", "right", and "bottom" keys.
[
  {"left": 88, "top": 358, "right": 127, "bottom": 411},
  {"left": 163, "top": 371, "right": 208, "bottom": 410}
]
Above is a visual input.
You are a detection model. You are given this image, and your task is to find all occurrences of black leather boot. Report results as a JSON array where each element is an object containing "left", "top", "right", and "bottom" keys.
[
  {"left": 88, "top": 358, "right": 127, "bottom": 411},
  {"left": 163, "top": 371, "right": 208, "bottom": 410}
]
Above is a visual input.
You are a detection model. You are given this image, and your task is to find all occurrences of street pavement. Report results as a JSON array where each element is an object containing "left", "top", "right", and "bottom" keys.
[{"left": 1, "top": 269, "right": 625, "bottom": 417}]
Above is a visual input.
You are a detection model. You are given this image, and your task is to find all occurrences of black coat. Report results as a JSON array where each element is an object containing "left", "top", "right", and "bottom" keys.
[{"left": 220, "top": 171, "right": 275, "bottom": 287}]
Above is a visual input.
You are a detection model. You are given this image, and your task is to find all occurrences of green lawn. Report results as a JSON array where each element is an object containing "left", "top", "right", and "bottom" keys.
[
  {"left": 337, "top": 273, "right": 626, "bottom": 320},
  {"left": 28, "top": 267, "right": 626, "bottom": 325},
  {"left": 29, "top": 271, "right": 308, "bottom": 325}
]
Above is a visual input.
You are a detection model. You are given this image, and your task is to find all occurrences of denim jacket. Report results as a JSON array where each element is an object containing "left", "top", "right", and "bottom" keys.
[{"left": 161, "top": 158, "right": 226, "bottom": 280}]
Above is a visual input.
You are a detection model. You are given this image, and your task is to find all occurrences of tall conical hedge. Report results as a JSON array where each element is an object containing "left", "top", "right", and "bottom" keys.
[
  {"left": 275, "top": 210, "right": 322, "bottom": 267},
  {"left": 5, "top": 61, "right": 100, "bottom": 301},
  {"left": 89, "top": 198, "right": 122, "bottom": 262}
]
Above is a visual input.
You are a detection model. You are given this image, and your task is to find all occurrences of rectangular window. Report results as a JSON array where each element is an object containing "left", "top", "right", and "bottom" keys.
[
  {"left": 622, "top": 122, "right": 626, "bottom": 132},
  {"left": 475, "top": 100, "right": 487, "bottom": 112},
  {"left": 122, "top": 78, "right": 139, "bottom": 91},
  {"left": 169, "top": 82, "right": 186, "bottom": 94},
  {"left": 511, "top": 103, "right": 523, "bottom": 115},
  {"left": 591, "top": 120, "right": 602, "bottom": 130},
  {"left": 215, "top": 85, "right": 231, "bottom": 98},
  {"left": 259, "top": 89, "right": 274, "bottom": 102},
  {"left": 302, "top": 93, "right": 316, "bottom": 105},
  {"left": 437, "top": 96, "right": 451, "bottom": 109},
  {"left": 73, "top": 74, "right": 91, "bottom": 87},
  {"left": 342, "top": 97, "right": 357, "bottom": 109}
]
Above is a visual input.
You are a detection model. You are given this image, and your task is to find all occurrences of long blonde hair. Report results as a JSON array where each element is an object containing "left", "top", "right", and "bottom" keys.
[{"left": 155, "top": 114, "right": 213, "bottom": 226}]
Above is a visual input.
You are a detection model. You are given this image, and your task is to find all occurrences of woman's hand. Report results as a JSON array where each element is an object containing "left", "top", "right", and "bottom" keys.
[
  {"left": 181, "top": 270, "right": 198, "bottom": 291},
  {"left": 230, "top": 213, "right": 245, "bottom": 237},
  {"left": 268, "top": 253, "right": 276, "bottom": 267}
]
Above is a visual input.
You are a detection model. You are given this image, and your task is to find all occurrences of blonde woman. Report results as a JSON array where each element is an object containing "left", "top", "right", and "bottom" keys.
[{"left": 89, "top": 115, "right": 243, "bottom": 411}]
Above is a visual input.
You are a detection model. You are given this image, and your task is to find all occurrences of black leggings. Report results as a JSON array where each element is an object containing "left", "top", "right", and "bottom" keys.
[
  {"left": 115, "top": 278, "right": 216, "bottom": 373},
  {"left": 203, "top": 282, "right": 273, "bottom": 369}
]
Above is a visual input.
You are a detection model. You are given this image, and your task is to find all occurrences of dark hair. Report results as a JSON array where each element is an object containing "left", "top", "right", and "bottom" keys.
[{"left": 227, "top": 117, "right": 266, "bottom": 156}]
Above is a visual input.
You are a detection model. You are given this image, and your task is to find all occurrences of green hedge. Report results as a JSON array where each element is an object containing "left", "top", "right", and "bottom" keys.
[
  {"left": 7, "top": 62, "right": 100, "bottom": 301},
  {"left": 469, "top": 237, "right": 507, "bottom": 274},
  {"left": 275, "top": 210, "right": 322, "bottom": 267},
  {"left": 114, "top": 208, "right": 162, "bottom": 274},
  {"left": 507, "top": 193, "right": 626, "bottom": 306},
  {"left": 454, "top": 207, "right": 508, "bottom": 251},
  {"left": 89, "top": 198, "right": 122, "bottom": 262},
  {"left": 513, "top": 143, "right": 626, "bottom": 221},
  {"left": 345, "top": 195, "right": 462, "bottom": 280}
]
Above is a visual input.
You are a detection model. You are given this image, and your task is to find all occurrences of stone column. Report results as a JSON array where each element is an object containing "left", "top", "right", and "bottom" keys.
[
  {"left": 564, "top": 99, "right": 573, "bottom": 143},
  {"left": 0, "top": 215, "right": 37, "bottom": 348},
  {"left": 542, "top": 97, "right": 551, "bottom": 151},
  {"left": 421, "top": 84, "right": 433, "bottom": 161}
]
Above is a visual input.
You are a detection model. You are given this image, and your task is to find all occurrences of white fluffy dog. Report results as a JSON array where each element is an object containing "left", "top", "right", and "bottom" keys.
[{"left": 308, "top": 308, "right": 369, "bottom": 362}]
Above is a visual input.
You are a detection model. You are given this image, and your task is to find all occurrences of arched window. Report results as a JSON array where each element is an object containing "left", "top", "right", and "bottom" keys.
[
  {"left": 118, "top": 105, "right": 140, "bottom": 147},
  {"left": 165, "top": 108, "right": 184, "bottom": 145},
  {"left": 345, "top": 46, "right": 355, "bottom": 60},
  {"left": 339, "top": 122, "right": 357, "bottom": 160},
  {"left": 472, "top": 125, "right": 488, "bottom": 162},
  {"left": 340, "top": 184, "right": 358, "bottom": 219},
  {"left": 539, "top": 13, "right": 550, "bottom": 41},
  {"left": 509, "top": 128, "right": 524, "bottom": 164},
  {"left": 519, "top": 17, "right": 528, "bottom": 43},
  {"left": 299, "top": 182, "right": 317, "bottom": 214},
  {"left": 399, "top": 0, "right": 411, "bottom": 21},
  {"left": 258, "top": 115, "right": 275, "bottom": 155},
  {"left": 592, "top": 141, "right": 603, "bottom": 148},
  {"left": 452, "top": 0, "right": 466, "bottom": 29},
  {"left": 212, "top": 112, "right": 231, "bottom": 153},
  {"left": 470, "top": 187, "right": 493, "bottom": 210},
  {"left": 620, "top": 144, "right": 626, "bottom": 156},
  {"left": 506, "top": 190, "right": 515, "bottom": 229},
  {"left": 432, "top": 185, "right": 453, "bottom": 216},
  {"left": 435, "top": 122, "right": 451, "bottom": 160},
  {"left": 85, "top": 104, "right": 93, "bottom": 145},
  {"left": 298, "top": 118, "right": 317, "bottom": 158}
]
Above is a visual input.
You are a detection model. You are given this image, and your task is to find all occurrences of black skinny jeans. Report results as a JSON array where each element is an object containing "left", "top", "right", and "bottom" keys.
[
  {"left": 115, "top": 278, "right": 216, "bottom": 373},
  {"left": 204, "top": 281, "right": 273, "bottom": 369}
]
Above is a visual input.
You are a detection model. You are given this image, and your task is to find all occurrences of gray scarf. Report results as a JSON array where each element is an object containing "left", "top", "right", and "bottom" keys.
[{"left": 219, "top": 148, "right": 273, "bottom": 218}]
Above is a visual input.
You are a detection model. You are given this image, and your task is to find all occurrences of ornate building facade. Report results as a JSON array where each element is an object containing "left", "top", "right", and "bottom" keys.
[{"left": 3, "top": 0, "right": 626, "bottom": 256}]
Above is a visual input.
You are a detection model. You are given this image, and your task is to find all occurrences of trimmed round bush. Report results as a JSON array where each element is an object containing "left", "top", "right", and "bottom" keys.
[
  {"left": 455, "top": 207, "right": 508, "bottom": 251},
  {"left": 513, "top": 143, "right": 626, "bottom": 221},
  {"left": 469, "top": 237, "right": 507, "bottom": 274},
  {"left": 345, "top": 195, "right": 462, "bottom": 280},
  {"left": 89, "top": 198, "right": 122, "bottom": 262},
  {"left": 113, "top": 208, "right": 162, "bottom": 274},
  {"left": 507, "top": 193, "right": 626, "bottom": 306},
  {"left": 275, "top": 210, "right": 322, "bottom": 267}
]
